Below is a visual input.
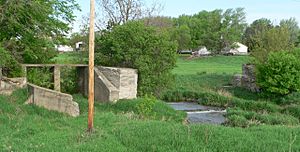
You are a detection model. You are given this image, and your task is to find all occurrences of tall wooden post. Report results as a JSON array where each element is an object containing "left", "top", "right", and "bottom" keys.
[{"left": 88, "top": 0, "right": 95, "bottom": 132}]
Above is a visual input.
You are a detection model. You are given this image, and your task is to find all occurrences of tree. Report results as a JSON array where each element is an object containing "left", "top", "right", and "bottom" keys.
[
  {"left": 188, "top": 10, "right": 223, "bottom": 52},
  {"left": 0, "top": 0, "right": 79, "bottom": 63},
  {"left": 173, "top": 25, "right": 192, "bottom": 50},
  {"left": 280, "top": 18, "right": 299, "bottom": 46},
  {"left": 243, "top": 18, "right": 295, "bottom": 62},
  {"left": 180, "top": 8, "right": 246, "bottom": 53},
  {"left": 243, "top": 18, "right": 273, "bottom": 52},
  {"left": 220, "top": 8, "right": 247, "bottom": 50},
  {"left": 99, "top": 0, "right": 162, "bottom": 29},
  {"left": 95, "top": 21, "right": 177, "bottom": 96}
]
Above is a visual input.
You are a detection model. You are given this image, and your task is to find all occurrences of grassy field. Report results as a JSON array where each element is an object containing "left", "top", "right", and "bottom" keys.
[
  {"left": 1, "top": 89, "right": 300, "bottom": 151},
  {"left": 1, "top": 55, "right": 300, "bottom": 151},
  {"left": 164, "top": 55, "right": 300, "bottom": 127},
  {"left": 173, "top": 55, "right": 250, "bottom": 75},
  {"left": 50, "top": 52, "right": 88, "bottom": 64}
]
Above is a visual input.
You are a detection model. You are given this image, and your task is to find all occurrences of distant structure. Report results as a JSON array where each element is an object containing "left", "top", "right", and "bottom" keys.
[
  {"left": 56, "top": 45, "right": 74, "bottom": 53},
  {"left": 197, "top": 47, "right": 211, "bottom": 56},
  {"left": 192, "top": 46, "right": 211, "bottom": 57},
  {"left": 76, "top": 41, "right": 84, "bottom": 51},
  {"left": 223, "top": 42, "right": 248, "bottom": 55}
]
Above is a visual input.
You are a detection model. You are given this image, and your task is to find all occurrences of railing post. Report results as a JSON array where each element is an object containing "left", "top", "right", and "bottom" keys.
[
  {"left": 54, "top": 66, "right": 61, "bottom": 92},
  {"left": 0, "top": 67, "right": 2, "bottom": 88},
  {"left": 22, "top": 65, "right": 27, "bottom": 82},
  {"left": 0, "top": 67, "right": 2, "bottom": 79}
]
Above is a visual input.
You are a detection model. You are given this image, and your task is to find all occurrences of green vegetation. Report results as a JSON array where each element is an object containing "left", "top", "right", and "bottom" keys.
[
  {"left": 1, "top": 89, "right": 300, "bottom": 151},
  {"left": 27, "top": 68, "right": 54, "bottom": 89},
  {"left": 174, "top": 8, "right": 247, "bottom": 52},
  {"left": 1, "top": 0, "right": 300, "bottom": 150},
  {"left": 173, "top": 55, "right": 250, "bottom": 75},
  {"left": 95, "top": 21, "right": 177, "bottom": 96},
  {"left": 50, "top": 52, "right": 88, "bottom": 64},
  {"left": 0, "top": 0, "right": 79, "bottom": 66},
  {"left": 0, "top": 45, "right": 23, "bottom": 77},
  {"left": 164, "top": 55, "right": 300, "bottom": 127},
  {"left": 256, "top": 51, "right": 300, "bottom": 96}
]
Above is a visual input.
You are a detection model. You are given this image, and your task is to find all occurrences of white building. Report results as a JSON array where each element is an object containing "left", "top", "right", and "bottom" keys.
[
  {"left": 76, "top": 41, "right": 84, "bottom": 51},
  {"left": 227, "top": 42, "right": 248, "bottom": 55},
  {"left": 56, "top": 45, "right": 74, "bottom": 52},
  {"left": 197, "top": 47, "right": 211, "bottom": 56}
]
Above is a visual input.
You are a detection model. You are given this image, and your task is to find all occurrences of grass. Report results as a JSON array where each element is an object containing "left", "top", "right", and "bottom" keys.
[
  {"left": 50, "top": 52, "right": 88, "bottom": 64},
  {"left": 1, "top": 89, "right": 300, "bottom": 151},
  {"left": 173, "top": 55, "right": 250, "bottom": 75},
  {"left": 2, "top": 55, "right": 300, "bottom": 151},
  {"left": 164, "top": 55, "right": 300, "bottom": 127}
]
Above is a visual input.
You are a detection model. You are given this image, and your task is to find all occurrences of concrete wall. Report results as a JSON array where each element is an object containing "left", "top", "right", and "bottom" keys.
[
  {"left": 232, "top": 64, "right": 260, "bottom": 92},
  {"left": 119, "top": 68, "right": 138, "bottom": 99},
  {"left": 0, "top": 77, "right": 27, "bottom": 95},
  {"left": 94, "top": 68, "right": 119, "bottom": 102},
  {"left": 78, "top": 66, "right": 138, "bottom": 102},
  {"left": 26, "top": 83, "right": 80, "bottom": 117}
]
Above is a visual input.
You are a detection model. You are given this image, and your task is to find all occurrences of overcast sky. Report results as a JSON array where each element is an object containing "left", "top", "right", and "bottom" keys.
[{"left": 71, "top": 0, "right": 300, "bottom": 32}]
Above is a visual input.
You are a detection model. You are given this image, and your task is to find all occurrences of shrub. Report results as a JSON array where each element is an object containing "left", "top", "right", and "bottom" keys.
[
  {"left": 135, "top": 95, "right": 157, "bottom": 117},
  {"left": 95, "top": 21, "right": 177, "bottom": 96},
  {"left": 0, "top": 45, "right": 23, "bottom": 77},
  {"left": 27, "top": 68, "right": 53, "bottom": 89},
  {"left": 256, "top": 51, "right": 300, "bottom": 96},
  {"left": 60, "top": 67, "right": 78, "bottom": 94}
]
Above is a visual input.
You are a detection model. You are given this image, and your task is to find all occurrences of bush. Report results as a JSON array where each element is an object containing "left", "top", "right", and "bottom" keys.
[
  {"left": 135, "top": 95, "right": 157, "bottom": 117},
  {"left": 27, "top": 68, "right": 53, "bottom": 89},
  {"left": 0, "top": 45, "right": 23, "bottom": 77},
  {"left": 60, "top": 67, "right": 78, "bottom": 94},
  {"left": 256, "top": 51, "right": 300, "bottom": 96},
  {"left": 95, "top": 21, "right": 177, "bottom": 96}
]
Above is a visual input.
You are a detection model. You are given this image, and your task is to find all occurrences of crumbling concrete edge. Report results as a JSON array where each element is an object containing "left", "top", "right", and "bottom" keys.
[
  {"left": 94, "top": 68, "right": 119, "bottom": 102},
  {"left": 26, "top": 83, "right": 80, "bottom": 117}
]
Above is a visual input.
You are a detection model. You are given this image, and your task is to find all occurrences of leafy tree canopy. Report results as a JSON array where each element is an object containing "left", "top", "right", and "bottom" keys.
[{"left": 0, "top": 0, "right": 80, "bottom": 63}]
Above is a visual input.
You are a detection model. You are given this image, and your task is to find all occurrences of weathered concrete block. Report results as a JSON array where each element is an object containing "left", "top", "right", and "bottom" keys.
[
  {"left": 119, "top": 68, "right": 138, "bottom": 99},
  {"left": 0, "top": 77, "right": 27, "bottom": 95},
  {"left": 94, "top": 68, "right": 119, "bottom": 102},
  {"left": 240, "top": 64, "right": 260, "bottom": 92},
  {"left": 26, "top": 83, "right": 80, "bottom": 117},
  {"left": 78, "top": 66, "right": 138, "bottom": 103}
]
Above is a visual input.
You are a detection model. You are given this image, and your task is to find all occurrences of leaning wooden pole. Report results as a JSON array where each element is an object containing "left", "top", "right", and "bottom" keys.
[{"left": 88, "top": 0, "right": 95, "bottom": 132}]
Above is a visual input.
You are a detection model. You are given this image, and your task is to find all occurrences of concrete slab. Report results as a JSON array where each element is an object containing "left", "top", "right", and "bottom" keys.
[
  {"left": 187, "top": 111, "right": 226, "bottom": 124},
  {"left": 166, "top": 102, "right": 227, "bottom": 125},
  {"left": 167, "top": 102, "right": 222, "bottom": 111}
]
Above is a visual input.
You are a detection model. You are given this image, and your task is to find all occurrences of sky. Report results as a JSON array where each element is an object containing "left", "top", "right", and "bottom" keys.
[{"left": 72, "top": 0, "right": 300, "bottom": 32}]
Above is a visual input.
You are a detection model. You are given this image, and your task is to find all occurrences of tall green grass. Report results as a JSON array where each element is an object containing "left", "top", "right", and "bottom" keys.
[
  {"left": 173, "top": 55, "right": 250, "bottom": 75},
  {"left": 165, "top": 55, "right": 300, "bottom": 127},
  {"left": 1, "top": 90, "right": 300, "bottom": 151}
]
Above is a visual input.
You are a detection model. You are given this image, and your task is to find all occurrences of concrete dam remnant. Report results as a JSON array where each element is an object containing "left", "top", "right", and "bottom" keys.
[
  {"left": 1, "top": 65, "right": 138, "bottom": 117},
  {"left": 78, "top": 66, "right": 138, "bottom": 103}
]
